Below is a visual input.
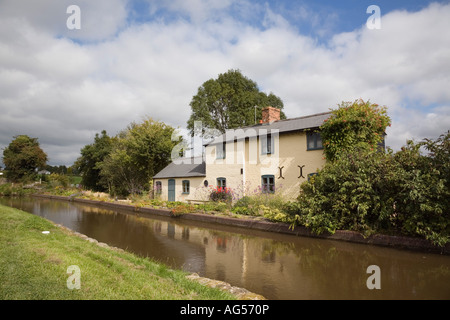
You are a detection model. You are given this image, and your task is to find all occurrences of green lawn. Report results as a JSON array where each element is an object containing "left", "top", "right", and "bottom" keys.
[
  {"left": 0, "top": 203, "right": 235, "bottom": 300},
  {"left": 69, "top": 175, "right": 82, "bottom": 185}
]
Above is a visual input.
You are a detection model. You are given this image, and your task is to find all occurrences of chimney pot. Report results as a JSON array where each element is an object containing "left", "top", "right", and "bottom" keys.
[{"left": 261, "top": 106, "right": 281, "bottom": 124}]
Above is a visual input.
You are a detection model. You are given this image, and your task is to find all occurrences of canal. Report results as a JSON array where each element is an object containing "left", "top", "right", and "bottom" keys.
[{"left": 1, "top": 196, "right": 449, "bottom": 300}]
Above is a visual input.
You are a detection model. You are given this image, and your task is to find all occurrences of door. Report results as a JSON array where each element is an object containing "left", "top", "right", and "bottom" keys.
[{"left": 168, "top": 179, "right": 175, "bottom": 202}]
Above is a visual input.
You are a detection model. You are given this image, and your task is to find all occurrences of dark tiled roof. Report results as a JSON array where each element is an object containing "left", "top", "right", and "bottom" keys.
[
  {"left": 205, "top": 111, "right": 332, "bottom": 145},
  {"left": 153, "top": 157, "right": 206, "bottom": 179}
]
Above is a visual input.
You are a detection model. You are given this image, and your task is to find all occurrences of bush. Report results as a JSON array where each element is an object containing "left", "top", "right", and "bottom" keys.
[
  {"left": 320, "top": 99, "right": 391, "bottom": 162},
  {"left": 234, "top": 196, "right": 253, "bottom": 208},
  {"left": 231, "top": 193, "right": 296, "bottom": 220},
  {"left": 291, "top": 132, "right": 450, "bottom": 246},
  {"left": 232, "top": 196, "right": 257, "bottom": 215},
  {"left": 0, "top": 184, "right": 12, "bottom": 196},
  {"left": 257, "top": 205, "right": 292, "bottom": 223},
  {"left": 170, "top": 204, "right": 195, "bottom": 217},
  {"left": 231, "top": 206, "right": 250, "bottom": 215},
  {"left": 47, "top": 173, "right": 70, "bottom": 188}
]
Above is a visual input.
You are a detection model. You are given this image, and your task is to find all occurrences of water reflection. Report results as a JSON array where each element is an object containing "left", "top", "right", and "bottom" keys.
[{"left": 1, "top": 197, "right": 449, "bottom": 300}]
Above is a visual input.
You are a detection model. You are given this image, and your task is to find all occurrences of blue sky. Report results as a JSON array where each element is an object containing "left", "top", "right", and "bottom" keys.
[
  {"left": 126, "top": 1, "right": 441, "bottom": 38},
  {"left": 0, "top": 0, "right": 449, "bottom": 165}
]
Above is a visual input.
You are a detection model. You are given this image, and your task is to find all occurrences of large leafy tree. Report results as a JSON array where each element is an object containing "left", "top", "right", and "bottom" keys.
[
  {"left": 2, "top": 135, "right": 47, "bottom": 182},
  {"left": 187, "top": 69, "right": 285, "bottom": 134},
  {"left": 99, "top": 118, "right": 177, "bottom": 196},
  {"left": 74, "top": 130, "right": 113, "bottom": 192}
]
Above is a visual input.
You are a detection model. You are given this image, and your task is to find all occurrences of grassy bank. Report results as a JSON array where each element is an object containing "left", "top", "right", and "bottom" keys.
[{"left": 0, "top": 204, "right": 235, "bottom": 300}]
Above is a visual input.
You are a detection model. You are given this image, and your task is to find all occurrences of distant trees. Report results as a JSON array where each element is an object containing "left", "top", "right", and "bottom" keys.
[
  {"left": 187, "top": 69, "right": 285, "bottom": 135},
  {"left": 43, "top": 165, "right": 74, "bottom": 175},
  {"left": 75, "top": 130, "right": 113, "bottom": 192},
  {"left": 99, "top": 118, "right": 178, "bottom": 196},
  {"left": 2, "top": 135, "right": 48, "bottom": 182},
  {"left": 75, "top": 118, "right": 178, "bottom": 197}
]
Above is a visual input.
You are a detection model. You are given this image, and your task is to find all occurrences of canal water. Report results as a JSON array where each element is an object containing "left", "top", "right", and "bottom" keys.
[{"left": 1, "top": 197, "right": 449, "bottom": 300}]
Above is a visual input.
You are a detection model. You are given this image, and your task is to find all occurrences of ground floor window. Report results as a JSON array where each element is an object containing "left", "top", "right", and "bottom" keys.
[
  {"left": 217, "top": 177, "right": 226, "bottom": 189},
  {"left": 261, "top": 175, "right": 275, "bottom": 194},
  {"left": 155, "top": 181, "right": 162, "bottom": 195},
  {"left": 182, "top": 180, "right": 190, "bottom": 194}
]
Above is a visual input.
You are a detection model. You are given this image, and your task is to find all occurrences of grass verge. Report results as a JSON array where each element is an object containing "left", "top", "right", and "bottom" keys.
[{"left": 0, "top": 203, "right": 235, "bottom": 300}]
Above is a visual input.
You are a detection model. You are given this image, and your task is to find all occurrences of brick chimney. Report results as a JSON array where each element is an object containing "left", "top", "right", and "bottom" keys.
[{"left": 261, "top": 106, "right": 281, "bottom": 124}]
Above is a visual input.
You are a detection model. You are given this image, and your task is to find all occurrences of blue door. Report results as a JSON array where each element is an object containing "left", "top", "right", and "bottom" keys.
[{"left": 168, "top": 179, "right": 175, "bottom": 202}]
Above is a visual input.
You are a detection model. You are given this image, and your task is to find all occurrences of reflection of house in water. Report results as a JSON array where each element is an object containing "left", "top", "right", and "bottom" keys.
[
  {"left": 203, "top": 235, "right": 313, "bottom": 298},
  {"left": 151, "top": 220, "right": 313, "bottom": 299}
]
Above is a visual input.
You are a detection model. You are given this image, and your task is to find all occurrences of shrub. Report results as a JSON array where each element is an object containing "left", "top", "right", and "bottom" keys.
[
  {"left": 257, "top": 205, "right": 292, "bottom": 223},
  {"left": 291, "top": 132, "right": 450, "bottom": 246},
  {"left": 234, "top": 196, "right": 253, "bottom": 208},
  {"left": 170, "top": 204, "right": 195, "bottom": 217},
  {"left": 48, "top": 173, "right": 70, "bottom": 188},
  {"left": 0, "top": 184, "right": 12, "bottom": 196},
  {"left": 231, "top": 206, "right": 250, "bottom": 215},
  {"left": 320, "top": 99, "right": 391, "bottom": 162}
]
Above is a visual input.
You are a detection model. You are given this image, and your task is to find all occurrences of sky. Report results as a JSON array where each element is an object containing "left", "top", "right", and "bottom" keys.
[{"left": 0, "top": 0, "right": 449, "bottom": 166}]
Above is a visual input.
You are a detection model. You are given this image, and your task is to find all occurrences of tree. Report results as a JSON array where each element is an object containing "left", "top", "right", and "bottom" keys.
[
  {"left": 99, "top": 118, "right": 177, "bottom": 196},
  {"left": 74, "top": 130, "right": 113, "bottom": 192},
  {"left": 2, "top": 135, "right": 47, "bottom": 182},
  {"left": 187, "top": 69, "right": 286, "bottom": 135},
  {"left": 320, "top": 99, "right": 391, "bottom": 162}
]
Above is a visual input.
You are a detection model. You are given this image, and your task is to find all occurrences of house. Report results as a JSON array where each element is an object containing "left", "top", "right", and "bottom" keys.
[
  {"left": 153, "top": 157, "right": 206, "bottom": 202},
  {"left": 153, "top": 107, "right": 331, "bottom": 203}
]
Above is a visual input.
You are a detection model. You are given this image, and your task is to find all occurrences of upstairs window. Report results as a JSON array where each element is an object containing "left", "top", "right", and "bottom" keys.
[
  {"left": 307, "top": 132, "right": 323, "bottom": 150},
  {"left": 261, "top": 133, "right": 273, "bottom": 155},
  {"left": 216, "top": 142, "right": 226, "bottom": 159}
]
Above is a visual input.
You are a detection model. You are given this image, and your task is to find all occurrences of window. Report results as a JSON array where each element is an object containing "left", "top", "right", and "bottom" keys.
[
  {"left": 378, "top": 135, "right": 386, "bottom": 152},
  {"left": 216, "top": 142, "right": 226, "bottom": 159},
  {"left": 217, "top": 177, "right": 226, "bottom": 189},
  {"left": 261, "top": 175, "right": 275, "bottom": 194},
  {"left": 155, "top": 181, "right": 162, "bottom": 195},
  {"left": 261, "top": 133, "right": 273, "bottom": 155},
  {"left": 307, "top": 132, "right": 323, "bottom": 150},
  {"left": 182, "top": 180, "right": 190, "bottom": 194}
]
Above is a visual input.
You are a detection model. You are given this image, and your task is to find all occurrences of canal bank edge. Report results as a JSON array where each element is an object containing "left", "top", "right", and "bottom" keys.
[
  {"left": 32, "top": 194, "right": 450, "bottom": 255},
  {"left": 52, "top": 221, "right": 266, "bottom": 300}
]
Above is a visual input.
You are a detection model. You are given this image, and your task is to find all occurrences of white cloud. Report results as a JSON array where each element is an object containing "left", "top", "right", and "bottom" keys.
[
  {"left": 0, "top": 0, "right": 128, "bottom": 42},
  {"left": 386, "top": 105, "right": 450, "bottom": 149},
  {"left": 1, "top": 1, "right": 449, "bottom": 165}
]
